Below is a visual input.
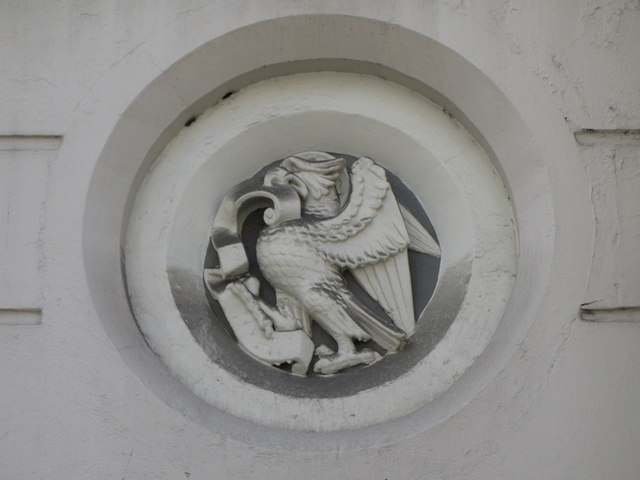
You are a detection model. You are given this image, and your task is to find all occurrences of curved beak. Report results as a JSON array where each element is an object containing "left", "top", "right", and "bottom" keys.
[{"left": 263, "top": 166, "right": 308, "bottom": 199}]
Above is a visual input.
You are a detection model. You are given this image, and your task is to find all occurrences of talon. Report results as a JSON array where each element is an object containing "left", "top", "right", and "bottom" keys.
[
  {"left": 315, "top": 344, "right": 335, "bottom": 357},
  {"left": 262, "top": 322, "right": 273, "bottom": 339},
  {"left": 313, "top": 349, "right": 380, "bottom": 375}
]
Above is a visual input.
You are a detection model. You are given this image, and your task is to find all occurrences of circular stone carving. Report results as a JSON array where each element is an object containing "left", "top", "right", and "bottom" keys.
[
  {"left": 201, "top": 151, "right": 441, "bottom": 378},
  {"left": 124, "top": 72, "right": 516, "bottom": 431}
]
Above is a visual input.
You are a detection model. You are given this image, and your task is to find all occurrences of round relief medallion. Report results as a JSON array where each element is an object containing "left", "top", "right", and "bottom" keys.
[{"left": 124, "top": 72, "right": 516, "bottom": 431}]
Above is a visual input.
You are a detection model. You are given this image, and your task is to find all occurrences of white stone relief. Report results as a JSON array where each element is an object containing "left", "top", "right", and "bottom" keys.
[
  {"left": 205, "top": 152, "right": 441, "bottom": 375},
  {"left": 123, "top": 73, "right": 516, "bottom": 430}
]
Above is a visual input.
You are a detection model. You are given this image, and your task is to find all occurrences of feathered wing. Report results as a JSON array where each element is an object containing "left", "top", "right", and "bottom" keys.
[
  {"left": 350, "top": 251, "right": 415, "bottom": 334},
  {"left": 399, "top": 204, "right": 441, "bottom": 257},
  {"left": 307, "top": 157, "right": 425, "bottom": 335}
]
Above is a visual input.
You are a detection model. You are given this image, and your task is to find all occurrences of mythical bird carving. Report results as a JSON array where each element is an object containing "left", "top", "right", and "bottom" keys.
[{"left": 205, "top": 152, "right": 440, "bottom": 375}]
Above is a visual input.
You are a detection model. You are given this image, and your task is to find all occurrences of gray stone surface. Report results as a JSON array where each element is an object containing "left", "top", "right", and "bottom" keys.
[{"left": 2, "top": 2, "right": 639, "bottom": 479}]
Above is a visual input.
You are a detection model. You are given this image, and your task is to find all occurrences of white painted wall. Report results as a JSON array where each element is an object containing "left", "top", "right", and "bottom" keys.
[{"left": 1, "top": 2, "right": 639, "bottom": 479}]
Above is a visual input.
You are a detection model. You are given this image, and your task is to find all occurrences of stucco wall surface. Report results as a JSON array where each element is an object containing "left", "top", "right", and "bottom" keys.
[{"left": 1, "top": 1, "right": 639, "bottom": 479}]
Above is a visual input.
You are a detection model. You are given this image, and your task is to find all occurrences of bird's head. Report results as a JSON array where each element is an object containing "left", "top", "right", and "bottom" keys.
[
  {"left": 264, "top": 152, "right": 348, "bottom": 218},
  {"left": 263, "top": 165, "right": 308, "bottom": 198}
]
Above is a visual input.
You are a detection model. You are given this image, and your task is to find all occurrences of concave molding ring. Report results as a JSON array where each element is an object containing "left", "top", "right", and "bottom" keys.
[{"left": 124, "top": 72, "right": 516, "bottom": 431}]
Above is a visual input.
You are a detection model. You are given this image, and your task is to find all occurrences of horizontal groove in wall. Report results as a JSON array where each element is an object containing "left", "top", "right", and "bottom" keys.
[
  {"left": 0, "top": 135, "right": 63, "bottom": 151},
  {"left": 0, "top": 309, "right": 42, "bottom": 325},
  {"left": 580, "top": 307, "right": 640, "bottom": 323},
  {"left": 575, "top": 129, "right": 640, "bottom": 146}
]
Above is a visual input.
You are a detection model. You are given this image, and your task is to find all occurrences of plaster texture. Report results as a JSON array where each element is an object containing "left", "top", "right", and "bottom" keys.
[
  {"left": 1, "top": 1, "right": 639, "bottom": 479},
  {"left": 578, "top": 131, "right": 640, "bottom": 311}
]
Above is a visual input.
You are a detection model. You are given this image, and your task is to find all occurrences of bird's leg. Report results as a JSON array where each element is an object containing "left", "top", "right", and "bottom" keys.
[
  {"left": 315, "top": 334, "right": 355, "bottom": 358},
  {"left": 313, "top": 332, "right": 380, "bottom": 375},
  {"left": 335, "top": 334, "right": 356, "bottom": 354}
]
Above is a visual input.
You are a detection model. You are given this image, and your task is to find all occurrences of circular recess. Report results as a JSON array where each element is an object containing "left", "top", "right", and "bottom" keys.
[
  {"left": 124, "top": 72, "right": 516, "bottom": 431},
  {"left": 194, "top": 153, "right": 442, "bottom": 389}
]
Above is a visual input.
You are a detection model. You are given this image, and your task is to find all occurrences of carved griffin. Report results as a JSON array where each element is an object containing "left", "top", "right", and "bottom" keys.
[{"left": 205, "top": 152, "right": 440, "bottom": 375}]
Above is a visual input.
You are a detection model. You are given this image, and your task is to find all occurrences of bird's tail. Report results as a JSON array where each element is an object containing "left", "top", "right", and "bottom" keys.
[{"left": 343, "top": 294, "right": 406, "bottom": 353}]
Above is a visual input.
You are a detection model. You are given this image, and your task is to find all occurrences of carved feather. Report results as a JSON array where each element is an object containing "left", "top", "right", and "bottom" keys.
[
  {"left": 306, "top": 158, "right": 410, "bottom": 269},
  {"left": 352, "top": 250, "right": 416, "bottom": 334},
  {"left": 399, "top": 204, "right": 441, "bottom": 257},
  {"left": 295, "top": 157, "right": 419, "bottom": 335},
  {"left": 343, "top": 293, "right": 405, "bottom": 352}
]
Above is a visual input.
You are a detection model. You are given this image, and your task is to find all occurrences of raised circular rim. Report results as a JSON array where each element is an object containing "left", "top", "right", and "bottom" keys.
[{"left": 124, "top": 72, "right": 516, "bottom": 431}]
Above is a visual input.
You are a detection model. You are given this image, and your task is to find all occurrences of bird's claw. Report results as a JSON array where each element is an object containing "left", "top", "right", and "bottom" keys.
[
  {"left": 315, "top": 344, "right": 335, "bottom": 357},
  {"left": 261, "top": 321, "right": 273, "bottom": 339},
  {"left": 313, "top": 349, "right": 381, "bottom": 375}
]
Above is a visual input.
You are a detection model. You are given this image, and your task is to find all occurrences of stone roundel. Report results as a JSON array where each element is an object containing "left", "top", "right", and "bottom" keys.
[{"left": 124, "top": 72, "right": 516, "bottom": 431}]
